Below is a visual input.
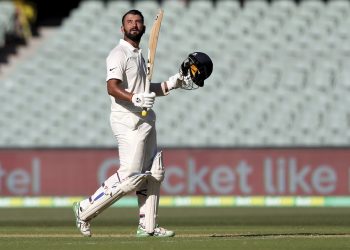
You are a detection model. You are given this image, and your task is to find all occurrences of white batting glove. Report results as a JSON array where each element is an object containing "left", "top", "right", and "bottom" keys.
[
  {"left": 132, "top": 92, "right": 156, "bottom": 109},
  {"left": 166, "top": 73, "right": 183, "bottom": 90}
]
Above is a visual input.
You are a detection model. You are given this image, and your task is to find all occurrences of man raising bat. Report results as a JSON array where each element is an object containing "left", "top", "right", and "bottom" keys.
[{"left": 72, "top": 9, "right": 213, "bottom": 238}]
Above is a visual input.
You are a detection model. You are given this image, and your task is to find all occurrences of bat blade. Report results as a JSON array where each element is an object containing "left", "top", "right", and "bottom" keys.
[
  {"left": 142, "top": 9, "right": 164, "bottom": 117},
  {"left": 147, "top": 9, "right": 164, "bottom": 80}
]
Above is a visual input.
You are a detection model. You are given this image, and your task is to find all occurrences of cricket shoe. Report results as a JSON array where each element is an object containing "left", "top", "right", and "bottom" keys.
[
  {"left": 73, "top": 202, "right": 91, "bottom": 237},
  {"left": 136, "top": 224, "right": 175, "bottom": 237}
]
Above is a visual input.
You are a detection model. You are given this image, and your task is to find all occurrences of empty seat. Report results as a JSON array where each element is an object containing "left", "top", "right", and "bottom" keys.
[{"left": 1, "top": 0, "right": 350, "bottom": 147}]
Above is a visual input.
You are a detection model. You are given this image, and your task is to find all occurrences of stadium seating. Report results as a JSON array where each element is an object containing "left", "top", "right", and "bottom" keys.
[{"left": 1, "top": 0, "right": 350, "bottom": 147}]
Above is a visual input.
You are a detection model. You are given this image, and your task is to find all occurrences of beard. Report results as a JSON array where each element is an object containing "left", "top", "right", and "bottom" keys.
[{"left": 124, "top": 27, "right": 145, "bottom": 42}]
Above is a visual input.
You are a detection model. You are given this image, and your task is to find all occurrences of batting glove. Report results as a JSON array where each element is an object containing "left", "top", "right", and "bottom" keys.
[
  {"left": 166, "top": 73, "right": 183, "bottom": 90},
  {"left": 132, "top": 92, "right": 156, "bottom": 109}
]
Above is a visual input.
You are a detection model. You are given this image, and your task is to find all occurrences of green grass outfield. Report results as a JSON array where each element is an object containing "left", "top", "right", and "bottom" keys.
[{"left": 1, "top": 207, "right": 350, "bottom": 250}]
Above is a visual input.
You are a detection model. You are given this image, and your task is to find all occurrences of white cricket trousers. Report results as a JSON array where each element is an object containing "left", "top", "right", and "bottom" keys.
[{"left": 110, "top": 109, "right": 157, "bottom": 180}]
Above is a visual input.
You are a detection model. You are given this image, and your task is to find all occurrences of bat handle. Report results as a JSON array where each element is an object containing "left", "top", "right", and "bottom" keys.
[{"left": 142, "top": 77, "right": 151, "bottom": 117}]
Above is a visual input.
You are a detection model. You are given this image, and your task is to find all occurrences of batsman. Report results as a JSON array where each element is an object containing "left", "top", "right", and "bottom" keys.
[{"left": 73, "top": 9, "right": 212, "bottom": 237}]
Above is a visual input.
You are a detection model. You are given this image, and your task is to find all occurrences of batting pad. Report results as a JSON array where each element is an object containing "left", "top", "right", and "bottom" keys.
[
  {"left": 80, "top": 173, "right": 149, "bottom": 221},
  {"left": 145, "top": 151, "right": 165, "bottom": 233}
]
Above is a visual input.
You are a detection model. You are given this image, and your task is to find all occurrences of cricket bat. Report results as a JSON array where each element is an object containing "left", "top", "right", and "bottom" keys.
[{"left": 142, "top": 9, "right": 164, "bottom": 117}]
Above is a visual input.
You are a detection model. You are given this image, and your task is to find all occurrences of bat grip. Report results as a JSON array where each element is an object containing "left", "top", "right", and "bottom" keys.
[{"left": 142, "top": 78, "right": 151, "bottom": 117}]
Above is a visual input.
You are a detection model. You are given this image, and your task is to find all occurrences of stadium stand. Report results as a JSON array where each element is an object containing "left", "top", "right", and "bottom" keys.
[{"left": 1, "top": 0, "right": 350, "bottom": 148}]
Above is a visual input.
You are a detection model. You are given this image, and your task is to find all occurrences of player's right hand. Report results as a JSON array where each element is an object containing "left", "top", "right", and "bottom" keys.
[
  {"left": 132, "top": 92, "right": 156, "bottom": 109},
  {"left": 167, "top": 73, "right": 183, "bottom": 90}
]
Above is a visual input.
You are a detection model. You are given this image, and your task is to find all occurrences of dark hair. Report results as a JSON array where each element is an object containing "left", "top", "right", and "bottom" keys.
[{"left": 122, "top": 9, "right": 144, "bottom": 25}]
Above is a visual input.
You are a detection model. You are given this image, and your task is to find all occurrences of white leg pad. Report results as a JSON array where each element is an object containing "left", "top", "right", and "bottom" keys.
[
  {"left": 80, "top": 173, "right": 149, "bottom": 221},
  {"left": 145, "top": 151, "right": 165, "bottom": 233},
  {"left": 145, "top": 178, "right": 160, "bottom": 233}
]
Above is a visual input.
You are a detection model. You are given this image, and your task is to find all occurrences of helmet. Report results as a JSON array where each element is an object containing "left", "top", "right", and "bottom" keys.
[{"left": 180, "top": 52, "right": 213, "bottom": 89}]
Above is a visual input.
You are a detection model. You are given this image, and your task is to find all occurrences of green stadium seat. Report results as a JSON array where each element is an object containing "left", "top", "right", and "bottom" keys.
[{"left": 1, "top": 0, "right": 350, "bottom": 147}]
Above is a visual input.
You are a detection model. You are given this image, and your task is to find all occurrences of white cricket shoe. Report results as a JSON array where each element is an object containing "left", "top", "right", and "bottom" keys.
[
  {"left": 136, "top": 224, "right": 175, "bottom": 237},
  {"left": 73, "top": 202, "right": 91, "bottom": 237}
]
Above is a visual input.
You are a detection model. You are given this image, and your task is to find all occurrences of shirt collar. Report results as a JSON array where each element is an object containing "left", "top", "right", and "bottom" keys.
[{"left": 119, "top": 39, "right": 140, "bottom": 53}]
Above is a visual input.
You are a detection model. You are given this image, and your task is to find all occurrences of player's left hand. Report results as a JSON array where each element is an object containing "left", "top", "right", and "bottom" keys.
[{"left": 166, "top": 73, "right": 183, "bottom": 90}]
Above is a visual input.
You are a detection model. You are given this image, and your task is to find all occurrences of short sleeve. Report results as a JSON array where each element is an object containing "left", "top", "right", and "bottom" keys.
[{"left": 106, "top": 49, "right": 125, "bottom": 82}]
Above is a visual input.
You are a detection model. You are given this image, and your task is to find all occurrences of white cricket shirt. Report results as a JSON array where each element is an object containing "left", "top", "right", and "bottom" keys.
[{"left": 106, "top": 39, "right": 147, "bottom": 112}]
